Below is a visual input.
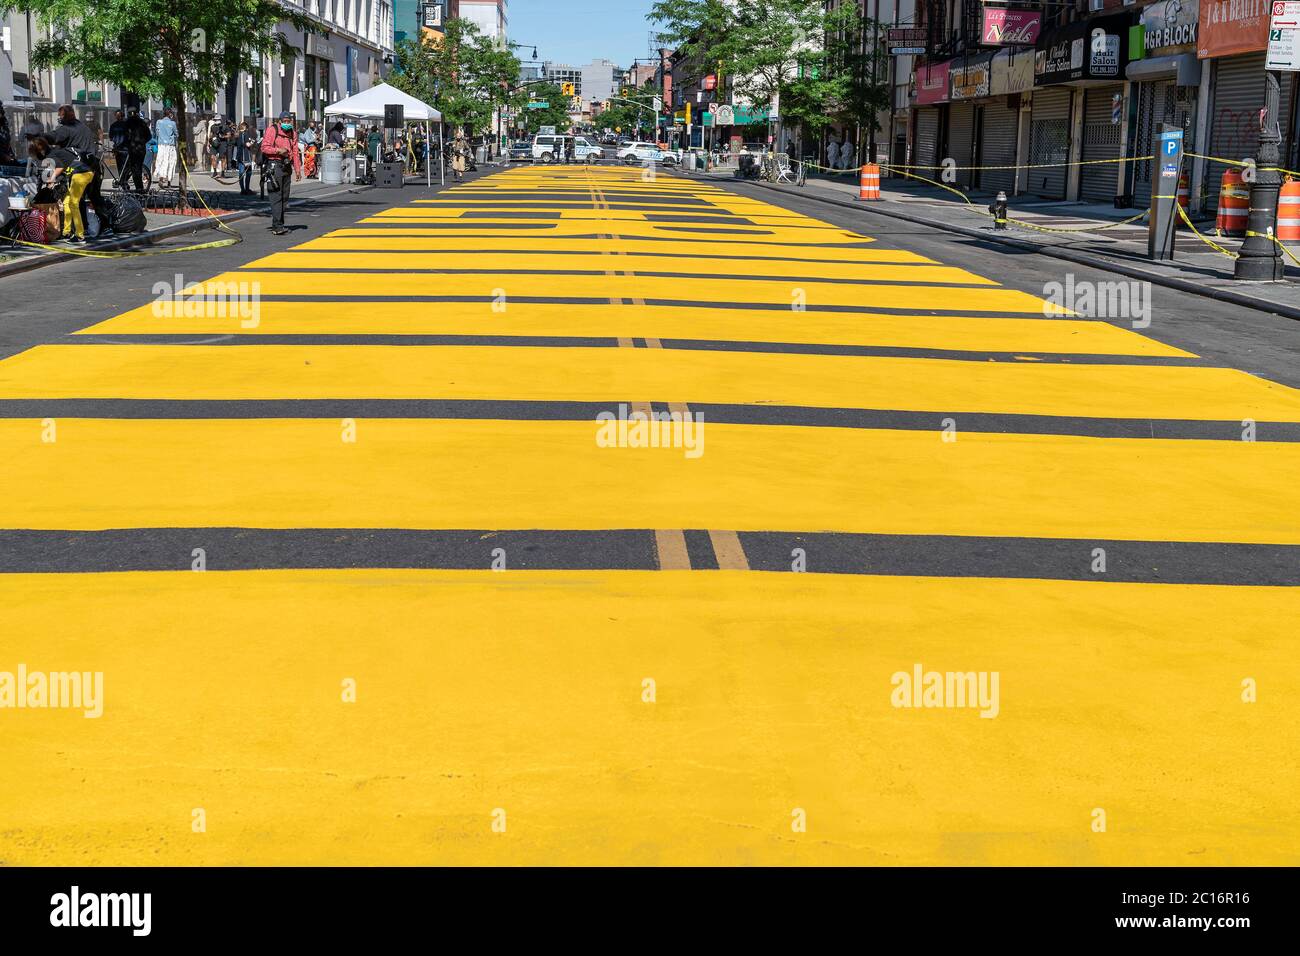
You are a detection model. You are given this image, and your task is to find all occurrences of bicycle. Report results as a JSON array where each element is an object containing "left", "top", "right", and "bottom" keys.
[{"left": 99, "top": 145, "right": 152, "bottom": 194}]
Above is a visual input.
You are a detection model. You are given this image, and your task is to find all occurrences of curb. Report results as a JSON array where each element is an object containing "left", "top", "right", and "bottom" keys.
[
  {"left": 697, "top": 172, "right": 1300, "bottom": 323},
  {"left": 0, "top": 177, "right": 403, "bottom": 279}
]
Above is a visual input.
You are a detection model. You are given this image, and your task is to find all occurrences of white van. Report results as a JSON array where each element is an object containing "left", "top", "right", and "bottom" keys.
[{"left": 532, "top": 134, "right": 606, "bottom": 164}]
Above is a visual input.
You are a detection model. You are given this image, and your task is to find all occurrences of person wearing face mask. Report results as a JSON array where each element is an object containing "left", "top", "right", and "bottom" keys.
[{"left": 259, "top": 111, "right": 303, "bottom": 235}]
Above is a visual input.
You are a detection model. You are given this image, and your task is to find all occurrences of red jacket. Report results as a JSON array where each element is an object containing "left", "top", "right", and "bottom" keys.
[{"left": 260, "top": 126, "right": 303, "bottom": 172}]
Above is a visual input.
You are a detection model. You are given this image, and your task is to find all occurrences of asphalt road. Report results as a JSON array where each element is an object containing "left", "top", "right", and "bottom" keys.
[{"left": 1, "top": 162, "right": 1296, "bottom": 867}]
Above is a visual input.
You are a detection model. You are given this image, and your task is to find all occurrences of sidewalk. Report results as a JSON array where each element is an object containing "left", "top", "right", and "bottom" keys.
[
  {"left": 0, "top": 171, "right": 399, "bottom": 277},
  {"left": 697, "top": 165, "right": 1300, "bottom": 320}
]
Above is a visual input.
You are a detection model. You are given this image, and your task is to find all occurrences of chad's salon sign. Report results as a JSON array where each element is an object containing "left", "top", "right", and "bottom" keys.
[{"left": 982, "top": 8, "right": 1044, "bottom": 45}]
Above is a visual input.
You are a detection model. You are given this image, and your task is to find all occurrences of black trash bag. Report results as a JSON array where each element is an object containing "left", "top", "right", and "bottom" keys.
[{"left": 109, "top": 192, "right": 146, "bottom": 234}]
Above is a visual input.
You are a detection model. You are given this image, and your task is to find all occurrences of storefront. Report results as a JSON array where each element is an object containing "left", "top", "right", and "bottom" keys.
[
  {"left": 948, "top": 51, "right": 994, "bottom": 189},
  {"left": 912, "top": 59, "right": 950, "bottom": 171},
  {"left": 1198, "top": 0, "right": 1293, "bottom": 210},
  {"left": 1033, "top": 12, "right": 1133, "bottom": 200},
  {"left": 1126, "top": 0, "right": 1202, "bottom": 208},
  {"left": 983, "top": 48, "right": 1034, "bottom": 195}
]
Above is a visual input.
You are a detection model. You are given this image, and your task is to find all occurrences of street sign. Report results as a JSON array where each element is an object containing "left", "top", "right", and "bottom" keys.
[
  {"left": 527, "top": 101, "right": 548, "bottom": 109},
  {"left": 652, "top": 97, "right": 662, "bottom": 113},
  {"left": 887, "top": 27, "right": 926, "bottom": 44},
  {"left": 1267, "top": 2, "right": 1300, "bottom": 71},
  {"left": 539, "top": 125, "right": 556, "bottom": 136}
]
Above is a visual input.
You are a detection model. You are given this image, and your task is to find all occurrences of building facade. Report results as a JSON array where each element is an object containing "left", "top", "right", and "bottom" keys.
[
  {"left": 889, "top": 0, "right": 1298, "bottom": 214},
  {"left": 2, "top": 0, "right": 395, "bottom": 138}
]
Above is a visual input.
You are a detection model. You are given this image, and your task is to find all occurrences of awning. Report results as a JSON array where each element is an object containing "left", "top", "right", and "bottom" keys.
[{"left": 1126, "top": 52, "right": 1202, "bottom": 86}]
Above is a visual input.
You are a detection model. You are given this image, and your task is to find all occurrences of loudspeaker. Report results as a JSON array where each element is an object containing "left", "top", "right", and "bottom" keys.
[
  {"left": 376, "top": 161, "right": 403, "bottom": 188},
  {"left": 384, "top": 104, "right": 404, "bottom": 129}
]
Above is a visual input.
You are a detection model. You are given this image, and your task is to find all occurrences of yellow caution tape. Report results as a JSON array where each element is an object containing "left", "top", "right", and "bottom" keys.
[
  {"left": 5, "top": 152, "right": 242, "bottom": 259},
  {"left": 872, "top": 161, "right": 1149, "bottom": 234},
  {"left": 1177, "top": 203, "right": 1238, "bottom": 258},
  {"left": 1245, "top": 227, "right": 1300, "bottom": 269}
]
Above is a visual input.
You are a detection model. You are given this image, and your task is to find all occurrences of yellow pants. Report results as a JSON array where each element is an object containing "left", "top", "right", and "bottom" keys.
[{"left": 62, "top": 170, "right": 93, "bottom": 239}]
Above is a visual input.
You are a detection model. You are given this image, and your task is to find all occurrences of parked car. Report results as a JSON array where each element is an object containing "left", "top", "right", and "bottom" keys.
[
  {"left": 617, "top": 141, "right": 678, "bottom": 166},
  {"left": 508, "top": 140, "right": 533, "bottom": 163}
]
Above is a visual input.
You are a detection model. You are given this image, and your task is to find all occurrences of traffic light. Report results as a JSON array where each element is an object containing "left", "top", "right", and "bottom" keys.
[{"left": 561, "top": 82, "right": 575, "bottom": 96}]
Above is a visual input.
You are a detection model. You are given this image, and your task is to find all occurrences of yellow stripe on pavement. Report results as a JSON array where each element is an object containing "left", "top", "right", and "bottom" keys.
[
  {"left": 240, "top": 251, "right": 997, "bottom": 286},
  {"left": 183, "top": 271, "right": 1053, "bottom": 312},
  {"left": 7, "top": 344, "right": 1285, "bottom": 418},
  {"left": 1, "top": 569, "right": 1294, "bottom": 865},
  {"left": 2, "top": 418, "right": 1297, "bottom": 542},
  {"left": 77, "top": 301, "right": 1186, "bottom": 356},
  {"left": 298, "top": 234, "right": 889, "bottom": 258}
]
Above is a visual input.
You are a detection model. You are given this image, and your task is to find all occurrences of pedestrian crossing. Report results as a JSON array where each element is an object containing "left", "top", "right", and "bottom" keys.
[{"left": 1, "top": 165, "right": 1297, "bottom": 866}]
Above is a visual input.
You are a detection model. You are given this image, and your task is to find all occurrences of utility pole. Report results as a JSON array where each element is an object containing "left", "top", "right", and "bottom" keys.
[{"left": 1234, "top": 70, "right": 1286, "bottom": 279}]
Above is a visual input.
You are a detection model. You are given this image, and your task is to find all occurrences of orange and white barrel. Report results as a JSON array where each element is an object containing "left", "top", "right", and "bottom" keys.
[
  {"left": 1176, "top": 171, "right": 1190, "bottom": 227},
  {"left": 1215, "top": 169, "right": 1250, "bottom": 237},
  {"left": 858, "top": 163, "right": 881, "bottom": 201},
  {"left": 1277, "top": 178, "right": 1300, "bottom": 242}
]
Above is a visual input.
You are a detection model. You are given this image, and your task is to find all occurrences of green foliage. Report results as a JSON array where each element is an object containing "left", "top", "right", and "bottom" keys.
[
  {"left": 1, "top": 0, "right": 309, "bottom": 201},
  {"left": 390, "top": 18, "right": 521, "bottom": 135},
  {"left": 649, "top": 0, "right": 889, "bottom": 137},
  {"left": 1, "top": 0, "right": 305, "bottom": 106},
  {"left": 600, "top": 81, "right": 657, "bottom": 137},
  {"left": 512, "top": 82, "right": 571, "bottom": 135}
]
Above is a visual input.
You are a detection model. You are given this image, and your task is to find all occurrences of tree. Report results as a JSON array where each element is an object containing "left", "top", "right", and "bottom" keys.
[
  {"left": 649, "top": 0, "right": 888, "bottom": 158},
  {"left": 513, "top": 82, "right": 571, "bottom": 136},
  {"left": 600, "top": 81, "right": 657, "bottom": 139},
  {"left": 2, "top": 0, "right": 309, "bottom": 206},
  {"left": 390, "top": 18, "right": 521, "bottom": 141}
]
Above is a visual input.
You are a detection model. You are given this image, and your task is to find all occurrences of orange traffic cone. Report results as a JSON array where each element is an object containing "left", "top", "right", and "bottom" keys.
[
  {"left": 857, "top": 163, "right": 880, "bottom": 201},
  {"left": 1215, "top": 169, "right": 1249, "bottom": 237},
  {"left": 1277, "top": 177, "right": 1300, "bottom": 243}
]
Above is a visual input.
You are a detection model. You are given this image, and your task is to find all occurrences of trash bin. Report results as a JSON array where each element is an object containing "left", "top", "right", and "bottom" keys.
[
  {"left": 475, "top": 145, "right": 488, "bottom": 165},
  {"left": 320, "top": 149, "right": 344, "bottom": 185}
]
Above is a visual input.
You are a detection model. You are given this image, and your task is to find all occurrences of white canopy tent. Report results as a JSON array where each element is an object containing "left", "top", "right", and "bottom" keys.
[{"left": 324, "top": 82, "right": 444, "bottom": 186}]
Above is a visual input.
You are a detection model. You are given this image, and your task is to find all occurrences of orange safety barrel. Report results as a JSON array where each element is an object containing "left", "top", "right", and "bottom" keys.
[
  {"left": 1215, "top": 169, "right": 1250, "bottom": 237},
  {"left": 857, "top": 163, "right": 881, "bottom": 201},
  {"left": 1277, "top": 178, "right": 1300, "bottom": 242},
  {"left": 1176, "top": 171, "right": 1190, "bottom": 227}
]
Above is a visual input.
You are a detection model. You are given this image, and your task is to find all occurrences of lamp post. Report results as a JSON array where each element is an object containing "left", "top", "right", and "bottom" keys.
[
  {"left": 1234, "top": 70, "right": 1286, "bottom": 280},
  {"left": 504, "top": 41, "right": 543, "bottom": 152}
]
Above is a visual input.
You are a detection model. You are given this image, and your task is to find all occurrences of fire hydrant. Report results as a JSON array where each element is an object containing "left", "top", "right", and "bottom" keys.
[{"left": 989, "top": 191, "right": 1008, "bottom": 230}]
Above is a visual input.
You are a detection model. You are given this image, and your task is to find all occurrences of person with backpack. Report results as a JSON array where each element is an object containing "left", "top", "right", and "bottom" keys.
[
  {"left": 259, "top": 110, "right": 302, "bottom": 236},
  {"left": 27, "top": 135, "right": 94, "bottom": 243},
  {"left": 233, "top": 121, "right": 259, "bottom": 195},
  {"left": 107, "top": 110, "right": 128, "bottom": 180},
  {"left": 120, "top": 108, "right": 152, "bottom": 193}
]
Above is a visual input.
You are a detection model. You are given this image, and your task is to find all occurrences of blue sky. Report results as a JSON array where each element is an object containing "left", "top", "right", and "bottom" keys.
[{"left": 508, "top": 0, "right": 661, "bottom": 70}]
